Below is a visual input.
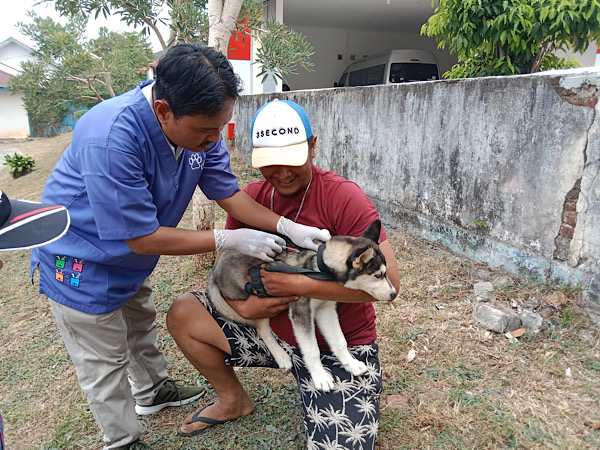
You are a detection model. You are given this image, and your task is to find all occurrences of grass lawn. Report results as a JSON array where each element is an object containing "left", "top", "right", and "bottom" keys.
[{"left": 0, "top": 133, "right": 599, "bottom": 449}]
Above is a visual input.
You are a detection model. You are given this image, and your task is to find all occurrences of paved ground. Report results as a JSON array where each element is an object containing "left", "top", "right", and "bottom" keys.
[{"left": 0, "top": 147, "right": 18, "bottom": 171}]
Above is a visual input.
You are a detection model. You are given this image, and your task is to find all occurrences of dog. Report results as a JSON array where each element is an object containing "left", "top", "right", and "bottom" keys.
[{"left": 206, "top": 220, "right": 397, "bottom": 391}]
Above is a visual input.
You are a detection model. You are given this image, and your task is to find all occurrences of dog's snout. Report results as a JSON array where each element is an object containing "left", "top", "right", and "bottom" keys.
[{"left": 385, "top": 275, "right": 397, "bottom": 301}]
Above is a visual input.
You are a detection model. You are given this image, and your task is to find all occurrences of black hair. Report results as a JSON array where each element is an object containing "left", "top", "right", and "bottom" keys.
[{"left": 154, "top": 43, "right": 243, "bottom": 118}]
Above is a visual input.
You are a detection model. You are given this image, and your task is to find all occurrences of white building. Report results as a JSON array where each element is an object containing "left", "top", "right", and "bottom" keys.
[
  {"left": 259, "top": 0, "right": 597, "bottom": 92},
  {"left": 0, "top": 37, "right": 36, "bottom": 138}
]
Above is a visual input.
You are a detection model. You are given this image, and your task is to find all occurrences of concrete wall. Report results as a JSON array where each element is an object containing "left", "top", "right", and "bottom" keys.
[
  {"left": 284, "top": 25, "right": 456, "bottom": 91},
  {"left": 0, "top": 90, "right": 30, "bottom": 138},
  {"left": 235, "top": 68, "right": 600, "bottom": 320}
]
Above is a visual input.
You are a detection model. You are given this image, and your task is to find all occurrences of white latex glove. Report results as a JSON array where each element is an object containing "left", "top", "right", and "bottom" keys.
[
  {"left": 214, "top": 229, "right": 285, "bottom": 262},
  {"left": 277, "top": 217, "right": 331, "bottom": 251}
]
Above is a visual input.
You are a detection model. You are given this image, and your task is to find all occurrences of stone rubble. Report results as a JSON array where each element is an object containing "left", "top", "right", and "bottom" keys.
[
  {"left": 471, "top": 276, "right": 545, "bottom": 334},
  {"left": 473, "top": 303, "right": 522, "bottom": 333},
  {"left": 473, "top": 281, "right": 495, "bottom": 302}
]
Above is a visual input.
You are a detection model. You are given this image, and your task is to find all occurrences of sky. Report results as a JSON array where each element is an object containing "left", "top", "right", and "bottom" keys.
[{"left": 1, "top": 0, "right": 169, "bottom": 52}]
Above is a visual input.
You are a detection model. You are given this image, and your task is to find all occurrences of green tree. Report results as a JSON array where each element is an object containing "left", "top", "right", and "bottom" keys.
[
  {"left": 45, "top": 0, "right": 314, "bottom": 83},
  {"left": 9, "top": 12, "right": 153, "bottom": 135},
  {"left": 421, "top": 0, "right": 600, "bottom": 78}
]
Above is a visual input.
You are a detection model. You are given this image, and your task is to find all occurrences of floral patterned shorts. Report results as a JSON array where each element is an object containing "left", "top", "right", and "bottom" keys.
[{"left": 193, "top": 292, "right": 383, "bottom": 450}]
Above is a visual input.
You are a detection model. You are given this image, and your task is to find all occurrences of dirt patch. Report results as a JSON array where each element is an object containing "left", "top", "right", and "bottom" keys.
[{"left": 0, "top": 132, "right": 72, "bottom": 199}]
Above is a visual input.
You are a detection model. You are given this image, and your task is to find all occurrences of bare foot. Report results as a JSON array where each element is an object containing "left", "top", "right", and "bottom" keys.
[{"left": 179, "top": 395, "right": 255, "bottom": 435}]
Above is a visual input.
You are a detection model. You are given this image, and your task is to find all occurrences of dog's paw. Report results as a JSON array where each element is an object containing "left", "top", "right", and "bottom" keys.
[
  {"left": 312, "top": 373, "right": 335, "bottom": 392},
  {"left": 274, "top": 353, "right": 292, "bottom": 371},
  {"left": 345, "top": 359, "right": 368, "bottom": 376}
]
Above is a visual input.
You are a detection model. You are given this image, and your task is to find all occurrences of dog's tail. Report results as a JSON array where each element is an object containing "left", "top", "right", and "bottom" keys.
[{"left": 206, "top": 275, "right": 257, "bottom": 327}]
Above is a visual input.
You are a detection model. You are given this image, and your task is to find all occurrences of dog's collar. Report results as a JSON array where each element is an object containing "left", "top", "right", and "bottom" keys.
[
  {"left": 245, "top": 248, "right": 336, "bottom": 296},
  {"left": 316, "top": 243, "right": 333, "bottom": 275}
]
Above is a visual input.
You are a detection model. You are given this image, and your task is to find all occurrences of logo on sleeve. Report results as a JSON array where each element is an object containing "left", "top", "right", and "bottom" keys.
[{"left": 189, "top": 153, "right": 205, "bottom": 171}]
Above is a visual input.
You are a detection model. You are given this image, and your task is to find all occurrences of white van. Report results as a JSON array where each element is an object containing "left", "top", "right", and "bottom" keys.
[{"left": 335, "top": 49, "right": 440, "bottom": 87}]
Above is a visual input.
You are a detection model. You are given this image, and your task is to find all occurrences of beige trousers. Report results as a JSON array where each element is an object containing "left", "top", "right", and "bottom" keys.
[{"left": 50, "top": 278, "right": 168, "bottom": 449}]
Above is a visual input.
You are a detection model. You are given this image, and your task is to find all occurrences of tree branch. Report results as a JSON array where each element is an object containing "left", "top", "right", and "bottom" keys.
[
  {"left": 66, "top": 74, "right": 88, "bottom": 83},
  {"left": 116, "top": 0, "right": 168, "bottom": 52},
  {"left": 531, "top": 40, "right": 550, "bottom": 73},
  {"left": 87, "top": 77, "right": 104, "bottom": 102},
  {"left": 102, "top": 72, "right": 116, "bottom": 97},
  {"left": 56, "top": 95, "right": 100, "bottom": 106},
  {"left": 67, "top": 74, "right": 104, "bottom": 102}
]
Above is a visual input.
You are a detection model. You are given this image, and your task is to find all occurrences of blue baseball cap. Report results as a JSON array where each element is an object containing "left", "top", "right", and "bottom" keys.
[{"left": 251, "top": 99, "right": 313, "bottom": 168}]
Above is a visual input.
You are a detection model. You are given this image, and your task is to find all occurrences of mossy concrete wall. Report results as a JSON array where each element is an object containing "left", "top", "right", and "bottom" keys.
[{"left": 235, "top": 69, "right": 600, "bottom": 322}]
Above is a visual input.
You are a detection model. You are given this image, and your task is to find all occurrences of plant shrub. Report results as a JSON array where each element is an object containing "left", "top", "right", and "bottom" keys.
[{"left": 3, "top": 153, "right": 36, "bottom": 178}]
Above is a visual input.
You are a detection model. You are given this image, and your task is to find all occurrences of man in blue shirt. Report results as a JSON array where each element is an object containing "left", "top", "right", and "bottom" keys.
[{"left": 31, "top": 43, "right": 329, "bottom": 450}]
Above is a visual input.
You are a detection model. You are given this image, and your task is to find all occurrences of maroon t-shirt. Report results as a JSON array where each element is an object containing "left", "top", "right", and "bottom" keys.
[{"left": 226, "top": 165, "right": 388, "bottom": 349}]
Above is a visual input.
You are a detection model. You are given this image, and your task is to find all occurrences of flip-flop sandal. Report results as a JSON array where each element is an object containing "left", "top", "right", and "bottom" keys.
[{"left": 177, "top": 403, "right": 228, "bottom": 437}]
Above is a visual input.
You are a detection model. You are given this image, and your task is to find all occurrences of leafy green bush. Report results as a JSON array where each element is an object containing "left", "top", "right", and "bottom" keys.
[
  {"left": 422, "top": 0, "right": 600, "bottom": 78},
  {"left": 3, "top": 153, "right": 36, "bottom": 177}
]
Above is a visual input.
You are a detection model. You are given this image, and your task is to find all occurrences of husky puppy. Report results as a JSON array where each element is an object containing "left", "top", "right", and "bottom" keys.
[{"left": 207, "top": 220, "right": 397, "bottom": 392}]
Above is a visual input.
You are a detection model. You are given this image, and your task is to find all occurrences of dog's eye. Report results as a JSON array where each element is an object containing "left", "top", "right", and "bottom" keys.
[{"left": 375, "top": 273, "right": 385, "bottom": 279}]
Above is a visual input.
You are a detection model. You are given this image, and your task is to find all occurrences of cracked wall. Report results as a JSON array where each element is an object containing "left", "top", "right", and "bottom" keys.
[
  {"left": 236, "top": 69, "right": 600, "bottom": 319},
  {"left": 554, "top": 178, "right": 581, "bottom": 262}
]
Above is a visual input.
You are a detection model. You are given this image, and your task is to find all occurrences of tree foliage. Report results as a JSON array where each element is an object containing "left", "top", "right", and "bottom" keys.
[
  {"left": 47, "top": 0, "right": 210, "bottom": 51},
  {"left": 421, "top": 0, "right": 600, "bottom": 78},
  {"left": 253, "top": 18, "right": 314, "bottom": 83},
  {"left": 9, "top": 12, "right": 153, "bottom": 135},
  {"left": 43, "top": 0, "right": 313, "bottom": 83}
]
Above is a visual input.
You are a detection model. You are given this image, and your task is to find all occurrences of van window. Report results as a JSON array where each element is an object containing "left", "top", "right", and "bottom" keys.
[
  {"left": 347, "top": 64, "right": 385, "bottom": 87},
  {"left": 335, "top": 50, "right": 440, "bottom": 88},
  {"left": 389, "top": 63, "right": 439, "bottom": 83}
]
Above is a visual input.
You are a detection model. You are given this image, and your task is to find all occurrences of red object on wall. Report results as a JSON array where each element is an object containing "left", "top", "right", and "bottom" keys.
[
  {"left": 226, "top": 123, "right": 235, "bottom": 139},
  {"left": 228, "top": 24, "right": 251, "bottom": 61}
]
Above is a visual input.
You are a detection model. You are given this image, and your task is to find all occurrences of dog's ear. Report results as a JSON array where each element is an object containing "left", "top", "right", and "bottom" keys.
[
  {"left": 361, "top": 220, "right": 381, "bottom": 243},
  {"left": 352, "top": 247, "right": 375, "bottom": 269}
]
